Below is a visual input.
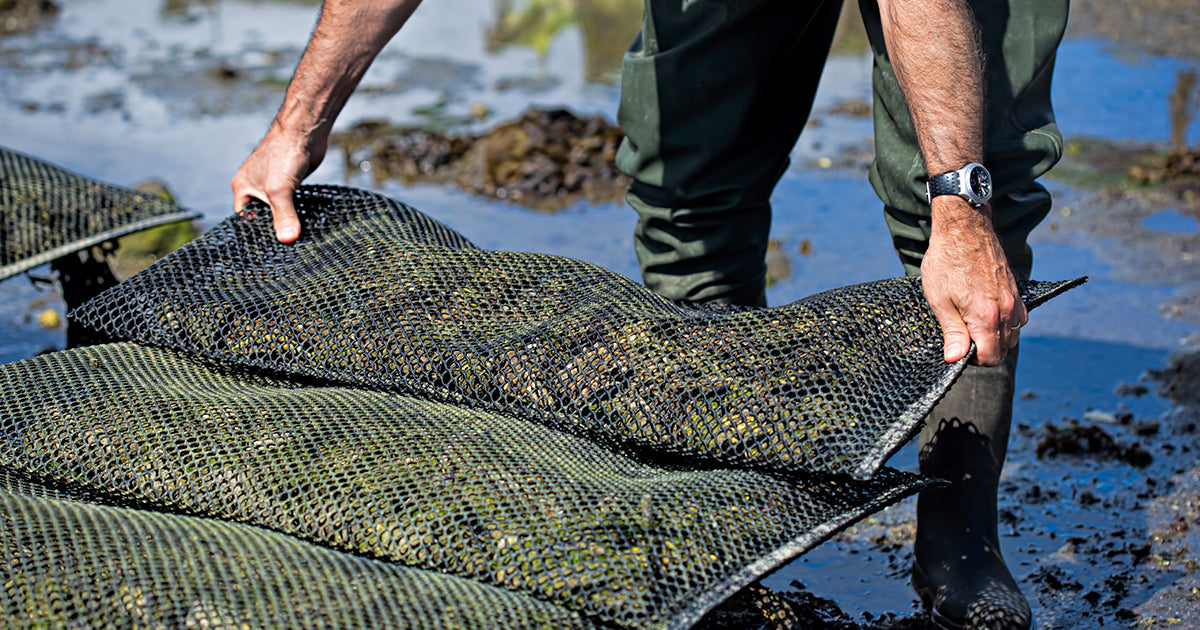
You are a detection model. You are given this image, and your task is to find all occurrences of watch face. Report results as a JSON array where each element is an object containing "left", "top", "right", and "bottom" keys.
[{"left": 968, "top": 165, "right": 991, "bottom": 199}]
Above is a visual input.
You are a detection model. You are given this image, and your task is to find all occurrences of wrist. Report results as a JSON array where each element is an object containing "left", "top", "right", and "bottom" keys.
[
  {"left": 275, "top": 95, "right": 334, "bottom": 135},
  {"left": 926, "top": 162, "right": 992, "bottom": 208},
  {"left": 929, "top": 195, "right": 994, "bottom": 239},
  {"left": 268, "top": 107, "right": 332, "bottom": 154}
]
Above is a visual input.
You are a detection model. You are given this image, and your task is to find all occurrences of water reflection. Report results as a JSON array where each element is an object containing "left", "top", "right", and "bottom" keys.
[
  {"left": 486, "top": 0, "right": 641, "bottom": 84},
  {"left": 484, "top": 0, "right": 869, "bottom": 85},
  {"left": 1142, "top": 209, "right": 1199, "bottom": 234}
]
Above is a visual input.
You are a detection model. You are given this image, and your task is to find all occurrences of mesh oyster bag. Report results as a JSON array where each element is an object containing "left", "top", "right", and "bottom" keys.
[
  {"left": 5, "top": 179, "right": 1086, "bottom": 627},
  {"left": 1, "top": 473, "right": 597, "bottom": 629},
  {"left": 73, "top": 185, "right": 1084, "bottom": 479},
  {"left": 1, "top": 342, "right": 933, "bottom": 628},
  {"left": 0, "top": 145, "right": 200, "bottom": 281}
]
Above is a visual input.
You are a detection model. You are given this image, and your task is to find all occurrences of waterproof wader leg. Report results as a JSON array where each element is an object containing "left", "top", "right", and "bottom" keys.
[
  {"left": 913, "top": 348, "right": 1031, "bottom": 630},
  {"left": 616, "top": 0, "right": 844, "bottom": 306},
  {"left": 856, "top": 1, "right": 1070, "bottom": 628}
]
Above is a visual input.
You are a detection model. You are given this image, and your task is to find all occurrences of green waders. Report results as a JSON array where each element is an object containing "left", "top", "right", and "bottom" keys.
[
  {"left": 616, "top": 0, "right": 846, "bottom": 307},
  {"left": 616, "top": 1, "right": 1070, "bottom": 628}
]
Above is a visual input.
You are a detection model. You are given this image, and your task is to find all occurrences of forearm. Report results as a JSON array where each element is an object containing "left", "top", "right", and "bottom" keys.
[
  {"left": 877, "top": 0, "right": 1026, "bottom": 365},
  {"left": 876, "top": 0, "right": 987, "bottom": 222},
  {"left": 232, "top": 0, "right": 423, "bottom": 242},
  {"left": 274, "top": 0, "right": 424, "bottom": 140}
]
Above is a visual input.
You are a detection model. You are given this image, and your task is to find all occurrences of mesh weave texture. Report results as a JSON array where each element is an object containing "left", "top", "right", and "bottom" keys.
[
  {"left": 2, "top": 343, "right": 931, "bottom": 628},
  {"left": 3, "top": 178, "right": 1084, "bottom": 628},
  {"left": 0, "top": 145, "right": 199, "bottom": 281},
  {"left": 1, "top": 470, "right": 597, "bottom": 629},
  {"left": 73, "top": 185, "right": 1083, "bottom": 479}
]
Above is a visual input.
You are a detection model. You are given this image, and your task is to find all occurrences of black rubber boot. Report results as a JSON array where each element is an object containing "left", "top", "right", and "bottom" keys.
[{"left": 913, "top": 347, "right": 1034, "bottom": 630}]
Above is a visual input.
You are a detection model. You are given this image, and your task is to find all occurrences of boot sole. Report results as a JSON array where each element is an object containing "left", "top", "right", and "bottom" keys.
[{"left": 911, "top": 561, "right": 1037, "bottom": 630}]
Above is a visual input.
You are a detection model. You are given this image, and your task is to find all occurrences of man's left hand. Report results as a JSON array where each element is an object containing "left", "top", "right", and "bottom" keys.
[{"left": 921, "top": 197, "right": 1026, "bottom": 366}]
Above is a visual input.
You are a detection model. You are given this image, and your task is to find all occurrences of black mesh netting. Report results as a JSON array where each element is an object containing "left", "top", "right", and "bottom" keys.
[
  {"left": 1, "top": 470, "right": 597, "bottom": 629},
  {"left": 72, "top": 185, "right": 1083, "bottom": 480},
  {"left": 2, "top": 179, "right": 1084, "bottom": 628},
  {"left": 2, "top": 342, "right": 932, "bottom": 628},
  {"left": 0, "top": 145, "right": 200, "bottom": 281}
]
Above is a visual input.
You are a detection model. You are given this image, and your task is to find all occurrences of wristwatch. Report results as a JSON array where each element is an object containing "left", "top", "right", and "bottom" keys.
[{"left": 925, "top": 162, "right": 992, "bottom": 208}]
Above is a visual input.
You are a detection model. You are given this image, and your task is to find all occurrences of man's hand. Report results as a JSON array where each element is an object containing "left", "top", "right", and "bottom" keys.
[
  {"left": 231, "top": 122, "right": 328, "bottom": 243},
  {"left": 921, "top": 197, "right": 1026, "bottom": 366},
  {"left": 230, "top": 0, "right": 423, "bottom": 243},
  {"left": 875, "top": 0, "right": 1025, "bottom": 364}
]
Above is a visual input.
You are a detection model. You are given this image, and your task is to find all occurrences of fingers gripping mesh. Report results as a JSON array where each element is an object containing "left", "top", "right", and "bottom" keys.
[
  {"left": 1, "top": 343, "right": 932, "bottom": 628},
  {"left": 72, "top": 185, "right": 1084, "bottom": 479},
  {"left": 0, "top": 145, "right": 200, "bottom": 281}
]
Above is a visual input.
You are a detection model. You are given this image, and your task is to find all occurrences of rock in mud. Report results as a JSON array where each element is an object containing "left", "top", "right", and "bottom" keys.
[
  {"left": 0, "top": 0, "right": 58, "bottom": 36},
  {"left": 1149, "top": 349, "right": 1200, "bottom": 406}
]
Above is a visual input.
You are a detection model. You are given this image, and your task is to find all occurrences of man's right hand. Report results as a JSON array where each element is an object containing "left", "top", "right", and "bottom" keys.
[
  {"left": 229, "top": 0, "right": 424, "bottom": 243},
  {"left": 920, "top": 196, "right": 1025, "bottom": 367},
  {"left": 231, "top": 122, "right": 328, "bottom": 243}
]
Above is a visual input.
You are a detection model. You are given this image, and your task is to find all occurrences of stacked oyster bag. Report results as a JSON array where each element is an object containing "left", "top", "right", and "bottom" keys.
[
  {"left": 1, "top": 181, "right": 1082, "bottom": 628},
  {"left": 1, "top": 146, "right": 198, "bottom": 282}
]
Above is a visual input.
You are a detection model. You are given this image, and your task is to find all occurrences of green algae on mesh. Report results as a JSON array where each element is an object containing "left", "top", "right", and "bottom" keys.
[
  {"left": 1, "top": 484, "right": 596, "bottom": 628},
  {"left": 1, "top": 146, "right": 199, "bottom": 281},
  {"left": 68, "top": 187, "right": 1083, "bottom": 480},
  {"left": 0, "top": 342, "right": 929, "bottom": 628}
]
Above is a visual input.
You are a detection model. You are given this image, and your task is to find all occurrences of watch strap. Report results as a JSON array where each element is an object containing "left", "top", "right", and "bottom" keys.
[{"left": 926, "top": 171, "right": 962, "bottom": 199}]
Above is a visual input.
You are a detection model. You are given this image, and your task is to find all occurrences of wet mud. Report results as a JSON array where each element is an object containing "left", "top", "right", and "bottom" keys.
[{"left": 690, "top": 349, "right": 1200, "bottom": 630}]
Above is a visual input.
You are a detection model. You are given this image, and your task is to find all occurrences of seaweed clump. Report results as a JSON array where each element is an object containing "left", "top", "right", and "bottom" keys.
[
  {"left": 0, "top": 0, "right": 58, "bottom": 36},
  {"left": 332, "top": 107, "right": 630, "bottom": 211},
  {"left": 1127, "top": 69, "right": 1200, "bottom": 201},
  {"left": 1036, "top": 422, "right": 1153, "bottom": 468}
]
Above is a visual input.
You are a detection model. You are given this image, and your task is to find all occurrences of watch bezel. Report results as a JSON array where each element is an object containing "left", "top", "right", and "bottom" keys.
[{"left": 964, "top": 163, "right": 992, "bottom": 206}]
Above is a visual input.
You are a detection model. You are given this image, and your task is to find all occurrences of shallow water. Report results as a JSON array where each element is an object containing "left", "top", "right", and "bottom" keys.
[
  {"left": 1142, "top": 208, "right": 1199, "bottom": 234},
  {"left": 2, "top": 1, "right": 1199, "bottom": 626}
]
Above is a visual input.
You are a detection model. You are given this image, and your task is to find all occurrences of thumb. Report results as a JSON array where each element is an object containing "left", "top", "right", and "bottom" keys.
[
  {"left": 268, "top": 188, "right": 301, "bottom": 243},
  {"left": 940, "top": 318, "right": 972, "bottom": 363}
]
